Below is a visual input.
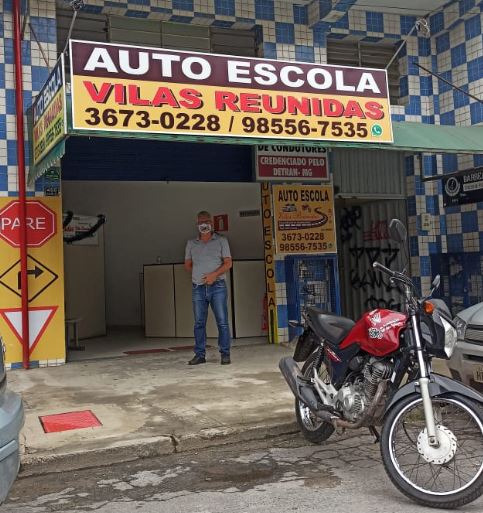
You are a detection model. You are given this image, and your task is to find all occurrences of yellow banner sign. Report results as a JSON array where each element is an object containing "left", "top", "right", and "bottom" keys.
[
  {"left": 32, "top": 56, "right": 66, "bottom": 165},
  {"left": 70, "top": 40, "right": 393, "bottom": 144},
  {"left": 260, "top": 183, "right": 278, "bottom": 344},
  {"left": 0, "top": 197, "right": 65, "bottom": 365},
  {"left": 273, "top": 184, "right": 336, "bottom": 254}
]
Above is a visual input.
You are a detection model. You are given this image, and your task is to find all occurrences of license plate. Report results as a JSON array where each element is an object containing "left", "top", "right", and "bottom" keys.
[{"left": 473, "top": 365, "right": 483, "bottom": 384}]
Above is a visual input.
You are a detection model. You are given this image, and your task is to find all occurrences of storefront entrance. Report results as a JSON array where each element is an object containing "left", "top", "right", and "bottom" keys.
[
  {"left": 59, "top": 136, "right": 411, "bottom": 361},
  {"left": 61, "top": 136, "right": 267, "bottom": 361}
]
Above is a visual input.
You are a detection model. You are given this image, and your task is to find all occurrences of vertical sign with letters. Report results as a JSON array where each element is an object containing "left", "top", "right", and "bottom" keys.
[{"left": 261, "top": 183, "right": 278, "bottom": 344}]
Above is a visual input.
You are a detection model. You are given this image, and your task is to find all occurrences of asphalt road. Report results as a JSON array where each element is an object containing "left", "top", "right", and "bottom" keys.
[{"left": 4, "top": 432, "right": 483, "bottom": 513}]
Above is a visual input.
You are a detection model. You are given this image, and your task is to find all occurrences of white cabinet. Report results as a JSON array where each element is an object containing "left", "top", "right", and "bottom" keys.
[
  {"left": 143, "top": 264, "right": 176, "bottom": 337},
  {"left": 64, "top": 227, "right": 106, "bottom": 339},
  {"left": 144, "top": 261, "right": 264, "bottom": 339},
  {"left": 232, "top": 261, "right": 266, "bottom": 338}
]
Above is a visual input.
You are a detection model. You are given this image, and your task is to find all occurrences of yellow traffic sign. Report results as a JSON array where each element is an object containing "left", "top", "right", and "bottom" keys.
[{"left": 0, "top": 255, "right": 58, "bottom": 303}]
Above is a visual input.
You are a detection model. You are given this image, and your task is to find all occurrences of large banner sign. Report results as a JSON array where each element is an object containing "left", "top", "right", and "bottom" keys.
[
  {"left": 70, "top": 40, "right": 393, "bottom": 143},
  {"left": 443, "top": 167, "right": 483, "bottom": 207},
  {"left": 32, "top": 56, "right": 66, "bottom": 165},
  {"left": 273, "top": 184, "right": 336, "bottom": 254}
]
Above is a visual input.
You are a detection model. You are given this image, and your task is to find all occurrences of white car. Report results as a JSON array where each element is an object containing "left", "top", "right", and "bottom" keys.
[
  {"left": 448, "top": 303, "right": 483, "bottom": 393},
  {"left": 0, "top": 338, "right": 24, "bottom": 503}
]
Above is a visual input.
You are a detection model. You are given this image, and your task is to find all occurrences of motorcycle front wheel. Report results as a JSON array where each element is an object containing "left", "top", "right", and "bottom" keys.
[
  {"left": 380, "top": 393, "right": 483, "bottom": 509},
  {"left": 295, "top": 353, "right": 335, "bottom": 444}
]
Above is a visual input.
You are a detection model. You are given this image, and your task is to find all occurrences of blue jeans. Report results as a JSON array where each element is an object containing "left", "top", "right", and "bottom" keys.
[{"left": 192, "top": 281, "right": 231, "bottom": 358}]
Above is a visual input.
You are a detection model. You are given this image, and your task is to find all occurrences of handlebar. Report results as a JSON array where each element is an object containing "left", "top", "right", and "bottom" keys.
[
  {"left": 373, "top": 261, "right": 415, "bottom": 292},
  {"left": 372, "top": 261, "right": 395, "bottom": 277}
]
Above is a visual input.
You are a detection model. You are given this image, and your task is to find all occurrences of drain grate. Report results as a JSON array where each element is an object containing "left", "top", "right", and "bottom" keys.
[
  {"left": 124, "top": 345, "right": 212, "bottom": 355},
  {"left": 124, "top": 348, "right": 170, "bottom": 355}
]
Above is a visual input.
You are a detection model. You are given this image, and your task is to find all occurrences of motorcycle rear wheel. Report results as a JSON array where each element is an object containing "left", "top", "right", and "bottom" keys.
[
  {"left": 380, "top": 393, "right": 483, "bottom": 509},
  {"left": 295, "top": 353, "right": 335, "bottom": 444}
]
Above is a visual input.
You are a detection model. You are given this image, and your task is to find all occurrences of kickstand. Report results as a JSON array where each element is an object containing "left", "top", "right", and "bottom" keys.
[{"left": 369, "top": 426, "right": 380, "bottom": 444}]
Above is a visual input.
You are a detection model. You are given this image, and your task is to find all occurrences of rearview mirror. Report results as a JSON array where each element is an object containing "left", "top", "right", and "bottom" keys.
[
  {"left": 389, "top": 219, "right": 407, "bottom": 244},
  {"left": 431, "top": 274, "right": 441, "bottom": 293}
]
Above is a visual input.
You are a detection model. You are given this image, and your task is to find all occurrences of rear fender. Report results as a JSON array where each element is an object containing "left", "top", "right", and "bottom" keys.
[
  {"left": 384, "top": 373, "right": 483, "bottom": 416},
  {"left": 293, "top": 328, "right": 319, "bottom": 362}
]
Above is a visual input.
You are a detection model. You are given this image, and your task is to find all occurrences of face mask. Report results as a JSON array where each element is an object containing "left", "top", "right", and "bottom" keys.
[{"left": 198, "top": 223, "right": 212, "bottom": 234}]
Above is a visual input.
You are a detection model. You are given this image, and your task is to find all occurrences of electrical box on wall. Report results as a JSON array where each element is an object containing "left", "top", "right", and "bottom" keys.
[{"left": 421, "top": 213, "right": 433, "bottom": 232}]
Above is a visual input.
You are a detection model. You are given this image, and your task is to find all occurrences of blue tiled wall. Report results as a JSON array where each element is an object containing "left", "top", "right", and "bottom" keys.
[{"left": 1, "top": 0, "right": 58, "bottom": 197}]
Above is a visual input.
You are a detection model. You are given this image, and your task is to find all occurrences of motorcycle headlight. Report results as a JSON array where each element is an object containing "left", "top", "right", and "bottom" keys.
[
  {"left": 441, "top": 317, "right": 458, "bottom": 358},
  {"left": 454, "top": 316, "right": 467, "bottom": 341}
]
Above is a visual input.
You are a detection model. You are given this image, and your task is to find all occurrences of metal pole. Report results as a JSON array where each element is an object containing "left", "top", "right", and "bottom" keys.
[
  {"left": 29, "top": 22, "right": 51, "bottom": 71},
  {"left": 385, "top": 24, "right": 417, "bottom": 70},
  {"left": 416, "top": 63, "right": 483, "bottom": 103},
  {"left": 13, "top": 0, "right": 30, "bottom": 369},
  {"left": 62, "top": 10, "right": 78, "bottom": 55}
]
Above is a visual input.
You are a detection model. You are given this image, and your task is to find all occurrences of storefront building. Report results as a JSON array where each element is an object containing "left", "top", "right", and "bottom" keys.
[{"left": 0, "top": 0, "right": 482, "bottom": 368}]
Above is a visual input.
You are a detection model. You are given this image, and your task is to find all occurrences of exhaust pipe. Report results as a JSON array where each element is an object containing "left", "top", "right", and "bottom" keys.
[{"left": 279, "top": 357, "right": 334, "bottom": 422}]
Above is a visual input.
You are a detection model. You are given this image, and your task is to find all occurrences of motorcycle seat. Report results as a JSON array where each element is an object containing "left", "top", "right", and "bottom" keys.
[{"left": 306, "top": 307, "right": 355, "bottom": 346}]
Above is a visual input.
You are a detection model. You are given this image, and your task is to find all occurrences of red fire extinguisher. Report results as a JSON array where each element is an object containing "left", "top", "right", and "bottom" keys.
[{"left": 262, "top": 294, "right": 268, "bottom": 333}]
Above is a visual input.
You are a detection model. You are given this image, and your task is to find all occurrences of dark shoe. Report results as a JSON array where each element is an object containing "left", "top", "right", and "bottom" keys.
[
  {"left": 188, "top": 356, "right": 206, "bottom": 365},
  {"left": 220, "top": 354, "right": 231, "bottom": 365}
]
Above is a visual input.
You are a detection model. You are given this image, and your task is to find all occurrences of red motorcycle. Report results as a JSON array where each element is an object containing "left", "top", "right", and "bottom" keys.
[{"left": 279, "top": 219, "right": 483, "bottom": 509}]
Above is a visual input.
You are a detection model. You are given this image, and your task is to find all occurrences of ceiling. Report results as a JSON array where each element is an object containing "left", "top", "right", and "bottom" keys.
[
  {"left": 56, "top": 0, "right": 452, "bottom": 17},
  {"left": 352, "top": 0, "right": 449, "bottom": 15}
]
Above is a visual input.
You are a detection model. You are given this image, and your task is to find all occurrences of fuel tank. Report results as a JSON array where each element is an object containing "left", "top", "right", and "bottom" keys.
[{"left": 339, "top": 309, "right": 408, "bottom": 357}]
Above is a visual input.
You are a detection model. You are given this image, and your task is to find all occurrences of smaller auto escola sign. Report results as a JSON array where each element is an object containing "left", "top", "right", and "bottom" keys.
[
  {"left": 273, "top": 184, "right": 336, "bottom": 254},
  {"left": 69, "top": 40, "right": 393, "bottom": 144}
]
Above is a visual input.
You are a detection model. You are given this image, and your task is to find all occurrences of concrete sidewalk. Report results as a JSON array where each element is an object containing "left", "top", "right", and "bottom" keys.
[{"left": 8, "top": 342, "right": 297, "bottom": 475}]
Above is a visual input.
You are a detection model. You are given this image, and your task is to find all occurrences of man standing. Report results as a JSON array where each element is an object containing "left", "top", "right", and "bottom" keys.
[{"left": 185, "top": 211, "right": 232, "bottom": 365}]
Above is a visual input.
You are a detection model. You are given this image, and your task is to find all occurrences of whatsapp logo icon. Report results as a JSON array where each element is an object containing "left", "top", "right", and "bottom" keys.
[{"left": 371, "top": 124, "right": 383, "bottom": 137}]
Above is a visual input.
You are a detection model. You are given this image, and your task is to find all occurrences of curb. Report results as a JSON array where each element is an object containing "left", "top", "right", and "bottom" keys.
[{"left": 19, "top": 420, "right": 299, "bottom": 477}]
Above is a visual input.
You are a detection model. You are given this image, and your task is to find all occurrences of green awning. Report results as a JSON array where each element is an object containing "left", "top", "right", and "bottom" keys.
[
  {"left": 382, "top": 122, "right": 483, "bottom": 154},
  {"left": 66, "top": 122, "right": 483, "bottom": 154},
  {"left": 27, "top": 140, "right": 66, "bottom": 186}
]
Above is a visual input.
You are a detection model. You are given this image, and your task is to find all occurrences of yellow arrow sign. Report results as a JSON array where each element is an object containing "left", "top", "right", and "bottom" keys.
[{"left": 0, "top": 255, "right": 58, "bottom": 303}]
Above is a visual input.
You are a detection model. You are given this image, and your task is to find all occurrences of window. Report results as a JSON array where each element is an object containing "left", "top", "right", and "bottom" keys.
[
  {"left": 56, "top": 8, "right": 259, "bottom": 58},
  {"left": 210, "top": 27, "right": 260, "bottom": 57},
  {"left": 109, "top": 17, "right": 258, "bottom": 57},
  {"left": 109, "top": 16, "right": 163, "bottom": 48},
  {"left": 327, "top": 40, "right": 402, "bottom": 104}
]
